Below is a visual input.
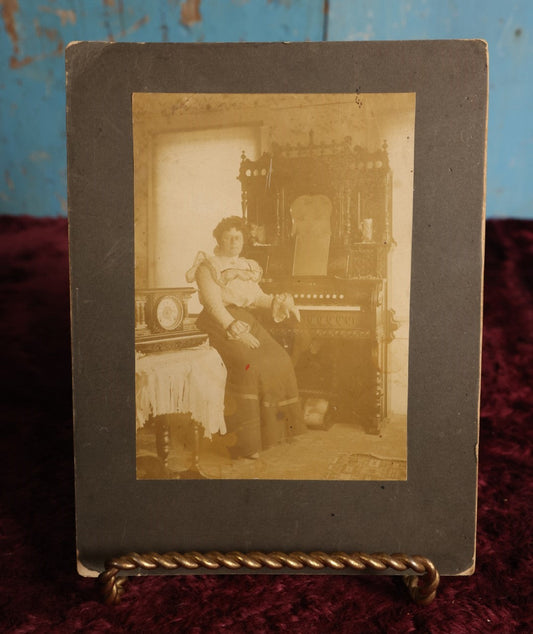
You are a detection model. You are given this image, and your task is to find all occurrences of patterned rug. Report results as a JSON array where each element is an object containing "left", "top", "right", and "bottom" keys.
[{"left": 326, "top": 453, "right": 407, "bottom": 480}]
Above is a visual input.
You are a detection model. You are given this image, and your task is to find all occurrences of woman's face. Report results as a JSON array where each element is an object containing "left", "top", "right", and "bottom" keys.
[{"left": 219, "top": 228, "right": 244, "bottom": 258}]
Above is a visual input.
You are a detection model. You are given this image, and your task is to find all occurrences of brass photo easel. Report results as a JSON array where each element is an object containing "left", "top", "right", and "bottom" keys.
[{"left": 99, "top": 550, "right": 439, "bottom": 606}]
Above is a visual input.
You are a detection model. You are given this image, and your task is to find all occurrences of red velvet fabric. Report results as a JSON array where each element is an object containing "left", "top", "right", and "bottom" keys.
[{"left": 1, "top": 216, "right": 531, "bottom": 632}]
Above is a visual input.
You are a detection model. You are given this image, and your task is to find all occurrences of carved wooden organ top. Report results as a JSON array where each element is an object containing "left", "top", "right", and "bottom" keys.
[{"left": 238, "top": 132, "right": 393, "bottom": 284}]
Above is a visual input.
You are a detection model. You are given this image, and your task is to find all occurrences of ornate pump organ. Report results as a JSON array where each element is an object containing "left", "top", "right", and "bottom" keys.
[{"left": 238, "top": 133, "right": 398, "bottom": 434}]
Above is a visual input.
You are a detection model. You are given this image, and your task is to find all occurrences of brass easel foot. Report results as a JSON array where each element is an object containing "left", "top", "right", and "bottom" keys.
[
  {"left": 98, "top": 551, "right": 440, "bottom": 606},
  {"left": 403, "top": 556, "right": 440, "bottom": 606},
  {"left": 99, "top": 567, "right": 128, "bottom": 605}
]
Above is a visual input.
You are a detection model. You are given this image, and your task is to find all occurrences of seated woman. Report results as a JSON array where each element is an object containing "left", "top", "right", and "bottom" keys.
[{"left": 186, "top": 216, "right": 306, "bottom": 459}]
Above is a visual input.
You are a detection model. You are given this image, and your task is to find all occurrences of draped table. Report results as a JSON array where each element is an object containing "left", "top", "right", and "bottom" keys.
[{"left": 135, "top": 343, "right": 227, "bottom": 474}]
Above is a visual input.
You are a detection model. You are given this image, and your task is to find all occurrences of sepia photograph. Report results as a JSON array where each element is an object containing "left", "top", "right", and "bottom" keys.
[{"left": 133, "top": 92, "right": 415, "bottom": 481}]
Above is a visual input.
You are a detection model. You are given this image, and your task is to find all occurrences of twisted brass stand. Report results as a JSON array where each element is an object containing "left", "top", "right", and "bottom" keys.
[{"left": 98, "top": 550, "right": 439, "bottom": 606}]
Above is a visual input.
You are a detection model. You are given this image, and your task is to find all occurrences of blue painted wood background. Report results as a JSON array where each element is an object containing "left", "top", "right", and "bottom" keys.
[{"left": 0, "top": 0, "right": 531, "bottom": 218}]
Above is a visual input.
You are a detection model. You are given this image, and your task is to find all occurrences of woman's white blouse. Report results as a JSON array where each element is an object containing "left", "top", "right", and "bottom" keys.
[{"left": 189, "top": 252, "right": 273, "bottom": 328}]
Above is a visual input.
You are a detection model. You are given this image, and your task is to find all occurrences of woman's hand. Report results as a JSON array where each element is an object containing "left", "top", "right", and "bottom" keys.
[
  {"left": 272, "top": 293, "right": 300, "bottom": 323},
  {"left": 237, "top": 331, "right": 261, "bottom": 349},
  {"left": 226, "top": 320, "right": 261, "bottom": 348}
]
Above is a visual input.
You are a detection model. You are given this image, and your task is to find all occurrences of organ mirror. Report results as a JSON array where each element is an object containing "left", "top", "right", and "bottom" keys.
[{"left": 290, "top": 194, "right": 332, "bottom": 276}]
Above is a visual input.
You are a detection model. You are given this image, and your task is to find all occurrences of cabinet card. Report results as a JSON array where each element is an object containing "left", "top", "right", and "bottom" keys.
[
  {"left": 67, "top": 40, "right": 487, "bottom": 577},
  {"left": 132, "top": 91, "right": 415, "bottom": 481}
]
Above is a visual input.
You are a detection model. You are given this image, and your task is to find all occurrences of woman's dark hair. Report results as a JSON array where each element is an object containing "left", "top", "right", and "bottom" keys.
[{"left": 213, "top": 215, "right": 248, "bottom": 245}]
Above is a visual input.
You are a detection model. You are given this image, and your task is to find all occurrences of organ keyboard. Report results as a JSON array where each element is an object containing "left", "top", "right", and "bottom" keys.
[{"left": 260, "top": 276, "right": 380, "bottom": 341}]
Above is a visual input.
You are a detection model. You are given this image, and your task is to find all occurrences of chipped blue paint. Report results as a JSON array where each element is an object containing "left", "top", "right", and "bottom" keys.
[
  {"left": 0, "top": 0, "right": 324, "bottom": 216},
  {"left": 328, "top": 0, "right": 533, "bottom": 219},
  {"left": 0, "top": 0, "right": 531, "bottom": 218}
]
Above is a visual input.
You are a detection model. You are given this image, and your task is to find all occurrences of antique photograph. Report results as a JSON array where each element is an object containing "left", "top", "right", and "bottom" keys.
[{"left": 133, "top": 92, "right": 415, "bottom": 480}]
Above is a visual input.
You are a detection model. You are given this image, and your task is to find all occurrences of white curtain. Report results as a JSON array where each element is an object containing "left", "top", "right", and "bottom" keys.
[{"left": 150, "top": 126, "right": 260, "bottom": 313}]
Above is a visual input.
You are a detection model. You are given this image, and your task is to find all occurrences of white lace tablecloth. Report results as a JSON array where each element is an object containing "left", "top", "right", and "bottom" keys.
[{"left": 136, "top": 343, "right": 227, "bottom": 438}]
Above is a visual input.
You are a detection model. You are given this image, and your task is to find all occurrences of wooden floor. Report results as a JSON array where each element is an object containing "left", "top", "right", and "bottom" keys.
[{"left": 137, "top": 416, "right": 407, "bottom": 481}]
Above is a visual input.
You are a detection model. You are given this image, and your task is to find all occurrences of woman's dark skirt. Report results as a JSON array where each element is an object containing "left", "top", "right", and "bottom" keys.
[{"left": 197, "top": 306, "right": 306, "bottom": 458}]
